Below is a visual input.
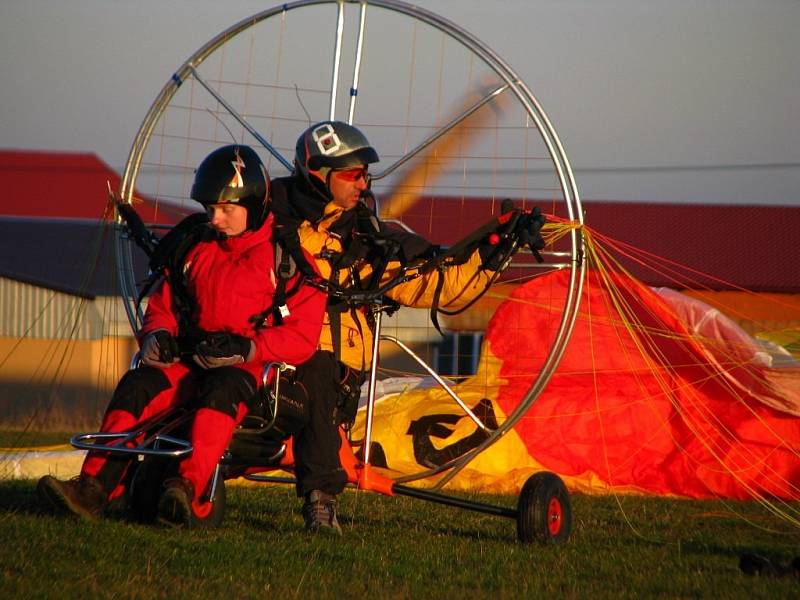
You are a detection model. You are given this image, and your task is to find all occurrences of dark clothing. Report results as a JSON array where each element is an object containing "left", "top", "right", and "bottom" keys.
[
  {"left": 271, "top": 176, "right": 494, "bottom": 496},
  {"left": 292, "top": 351, "right": 349, "bottom": 496}
]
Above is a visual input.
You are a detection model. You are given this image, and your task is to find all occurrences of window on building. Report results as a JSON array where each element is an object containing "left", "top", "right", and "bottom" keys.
[{"left": 433, "top": 332, "right": 484, "bottom": 378}]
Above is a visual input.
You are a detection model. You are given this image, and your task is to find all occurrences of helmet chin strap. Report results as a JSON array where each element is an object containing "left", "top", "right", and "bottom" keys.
[
  {"left": 308, "top": 168, "right": 332, "bottom": 200},
  {"left": 314, "top": 166, "right": 332, "bottom": 184}
]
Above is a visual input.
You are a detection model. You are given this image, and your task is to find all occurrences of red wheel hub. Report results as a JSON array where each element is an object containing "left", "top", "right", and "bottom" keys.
[{"left": 547, "top": 497, "right": 562, "bottom": 535}]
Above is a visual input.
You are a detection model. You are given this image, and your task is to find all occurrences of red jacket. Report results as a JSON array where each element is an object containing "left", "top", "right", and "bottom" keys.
[{"left": 141, "top": 214, "right": 325, "bottom": 376}]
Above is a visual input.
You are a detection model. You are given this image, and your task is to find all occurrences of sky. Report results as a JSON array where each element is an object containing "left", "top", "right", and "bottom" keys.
[{"left": 1, "top": 0, "right": 798, "bottom": 206}]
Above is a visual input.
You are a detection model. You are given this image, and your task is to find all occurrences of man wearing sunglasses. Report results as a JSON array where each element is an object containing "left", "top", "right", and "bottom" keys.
[{"left": 270, "top": 120, "right": 544, "bottom": 534}]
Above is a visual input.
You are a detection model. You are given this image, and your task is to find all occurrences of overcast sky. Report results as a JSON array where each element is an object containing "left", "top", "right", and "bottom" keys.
[{"left": 1, "top": 0, "right": 798, "bottom": 205}]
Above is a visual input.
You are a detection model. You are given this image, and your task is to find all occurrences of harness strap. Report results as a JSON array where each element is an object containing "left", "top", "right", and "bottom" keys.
[
  {"left": 250, "top": 237, "right": 304, "bottom": 329},
  {"left": 270, "top": 242, "right": 293, "bottom": 325},
  {"left": 270, "top": 180, "right": 319, "bottom": 282},
  {"left": 326, "top": 263, "right": 343, "bottom": 361},
  {"left": 428, "top": 269, "right": 447, "bottom": 336},
  {"left": 156, "top": 215, "right": 213, "bottom": 342},
  {"left": 328, "top": 306, "right": 343, "bottom": 363}
]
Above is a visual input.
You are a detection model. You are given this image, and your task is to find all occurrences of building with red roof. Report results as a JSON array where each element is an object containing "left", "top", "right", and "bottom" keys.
[
  {"left": 0, "top": 149, "right": 797, "bottom": 429},
  {"left": 3, "top": 148, "right": 798, "bottom": 295},
  {"left": 0, "top": 150, "right": 186, "bottom": 297},
  {"left": 396, "top": 196, "right": 800, "bottom": 294},
  {"left": 0, "top": 149, "right": 184, "bottom": 222}
]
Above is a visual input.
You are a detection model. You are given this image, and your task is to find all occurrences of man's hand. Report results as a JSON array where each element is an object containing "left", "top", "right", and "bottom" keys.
[
  {"left": 479, "top": 203, "right": 547, "bottom": 270},
  {"left": 514, "top": 206, "right": 546, "bottom": 262},
  {"left": 192, "top": 332, "right": 255, "bottom": 369},
  {"left": 140, "top": 329, "right": 180, "bottom": 368}
]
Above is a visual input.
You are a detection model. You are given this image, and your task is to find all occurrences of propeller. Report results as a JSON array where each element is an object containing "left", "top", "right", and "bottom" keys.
[{"left": 377, "top": 79, "right": 510, "bottom": 221}]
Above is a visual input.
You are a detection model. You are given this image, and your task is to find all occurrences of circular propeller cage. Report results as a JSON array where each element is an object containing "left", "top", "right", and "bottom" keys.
[{"left": 117, "top": 0, "right": 585, "bottom": 485}]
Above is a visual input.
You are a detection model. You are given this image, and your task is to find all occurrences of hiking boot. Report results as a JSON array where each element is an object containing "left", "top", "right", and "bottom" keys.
[
  {"left": 302, "top": 490, "right": 342, "bottom": 535},
  {"left": 157, "top": 477, "right": 195, "bottom": 528},
  {"left": 37, "top": 474, "right": 107, "bottom": 519}
]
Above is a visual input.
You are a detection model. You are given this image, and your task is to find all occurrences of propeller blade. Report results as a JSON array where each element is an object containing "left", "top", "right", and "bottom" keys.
[{"left": 379, "top": 80, "right": 510, "bottom": 221}]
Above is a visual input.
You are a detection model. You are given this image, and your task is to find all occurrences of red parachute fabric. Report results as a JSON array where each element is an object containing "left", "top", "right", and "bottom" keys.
[{"left": 488, "top": 268, "right": 800, "bottom": 500}]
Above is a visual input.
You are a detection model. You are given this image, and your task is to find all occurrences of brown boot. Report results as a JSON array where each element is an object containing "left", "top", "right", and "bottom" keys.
[
  {"left": 302, "top": 490, "right": 342, "bottom": 535},
  {"left": 157, "top": 477, "right": 195, "bottom": 528},
  {"left": 37, "top": 475, "right": 107, "bottom": 519}
]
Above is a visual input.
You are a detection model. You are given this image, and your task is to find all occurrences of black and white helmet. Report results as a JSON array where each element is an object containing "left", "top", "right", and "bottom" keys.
[
  {"left": 191, "top": 145, "right": 270, "bottom": 231},
  {"left": 294, "top": 121, "right": 379, "bottom": 195}
]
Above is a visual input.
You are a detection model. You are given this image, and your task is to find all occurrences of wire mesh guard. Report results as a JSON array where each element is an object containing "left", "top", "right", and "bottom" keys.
[{"left": 116, "top": 0, "right": 585, "bottom": 488}]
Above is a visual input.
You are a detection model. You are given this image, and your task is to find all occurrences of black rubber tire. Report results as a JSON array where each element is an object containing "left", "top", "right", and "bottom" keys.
[
  {"left": 128, "top": 458, "right": 226, "bottom": 528},
  {"left": 188, "top": 470, "right": 226, "bottom": 529},
  {"left": 128, "top": 457, "right": 171, "bottom": 524},
  {"left": 517, "top": 471, "right": 571, "bottom": 544}
]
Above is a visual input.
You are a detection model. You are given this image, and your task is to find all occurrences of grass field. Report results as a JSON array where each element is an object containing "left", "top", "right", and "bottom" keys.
[
  {"left": 0, "top": 430, "right": 73, "bottom": 448},
  {"left": 1, "top": 479, "right": 798, "bottom": 599}
]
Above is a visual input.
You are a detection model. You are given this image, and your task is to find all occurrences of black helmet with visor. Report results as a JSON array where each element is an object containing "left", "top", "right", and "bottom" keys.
[
  {"left": 191, "top": 145, "right": 270, "bottom": 231},
  {"left": 294, "top": 121, "right": 378, "bottom": 199}
]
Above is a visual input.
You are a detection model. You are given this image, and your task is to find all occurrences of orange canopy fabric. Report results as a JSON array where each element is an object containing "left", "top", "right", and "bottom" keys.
[
  {"left": 488, "top": 268, "right": 800, "bottom": 499},
  {"left": 359, "top": 267, "right": 800, "bottom": 499}
]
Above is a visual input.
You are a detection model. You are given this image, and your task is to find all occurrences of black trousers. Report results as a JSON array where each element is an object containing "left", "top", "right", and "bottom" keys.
[{"left": 292, "top": 351, "right": 350, "bottom": 497}]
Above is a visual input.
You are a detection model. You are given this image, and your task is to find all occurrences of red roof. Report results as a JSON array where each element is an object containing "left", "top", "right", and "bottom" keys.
[
  {"left": 0, "top": 149, "right": 185, "bottom": 223},
  {"left": 2, "top": 150, "right": 798, "bottom": 293},
  {"left": 0, "top": 149, "right": 186, "bottom": 296},
  {"left": 579, "top": 201, "right": 800, "bottom": 293},
  {"left": 395, "top": 197, "right": 800, "bottom": 293}
]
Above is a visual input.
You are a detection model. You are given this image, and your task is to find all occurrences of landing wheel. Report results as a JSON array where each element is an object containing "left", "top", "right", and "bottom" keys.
[
  {"left": 188, "top": 470, "right": 226, "bottom": 529},
  {"left": 516, "top": 471, "right": 571, "bottom": 544},
  {"left": 128, "top": 456, "right": 170, "bottom": 524},
  {"left": 128, "top": 458, "right": 227, "bottom": 528}
]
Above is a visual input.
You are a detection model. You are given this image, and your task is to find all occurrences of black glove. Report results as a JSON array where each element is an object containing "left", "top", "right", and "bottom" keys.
[
  {"left": 192, "top": 332, "right": 255, "bottom": 369},
  {"left": 515, "top": 206, "right": 547, "bottom": 262},
  {"left": 479, "top": 204, "right": 547, "bottom": 270},
  {"left": 478, "top": 237, "right": 511, "bottom": 271},
  {"left": 140, "top": 329, "right": 180, "bottom": 368},
  {"left": 333, "top": 364, "right": 365, "bottom": 429}
]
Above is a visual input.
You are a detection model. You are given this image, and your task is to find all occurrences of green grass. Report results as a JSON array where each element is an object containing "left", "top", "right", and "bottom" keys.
[
  {"left": 0, "top": 430, "right": 73, "bottom": 448},
  {"left": 1, "top": 480, "right": 798, "bottom": 599}
]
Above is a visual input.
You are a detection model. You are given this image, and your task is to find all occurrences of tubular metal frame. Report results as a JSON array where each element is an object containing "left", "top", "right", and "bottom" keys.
[{"left": 117, "top": 0, "right": 586, "bottom": 491}]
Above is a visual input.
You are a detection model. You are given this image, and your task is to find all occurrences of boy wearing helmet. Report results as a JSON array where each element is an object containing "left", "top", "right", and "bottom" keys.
[
  {"left": 271, "top": 121, "right": 545, "bottom": 534},
  {"left": 38, "top": 145, "right": 326, "bottom": 527}
]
